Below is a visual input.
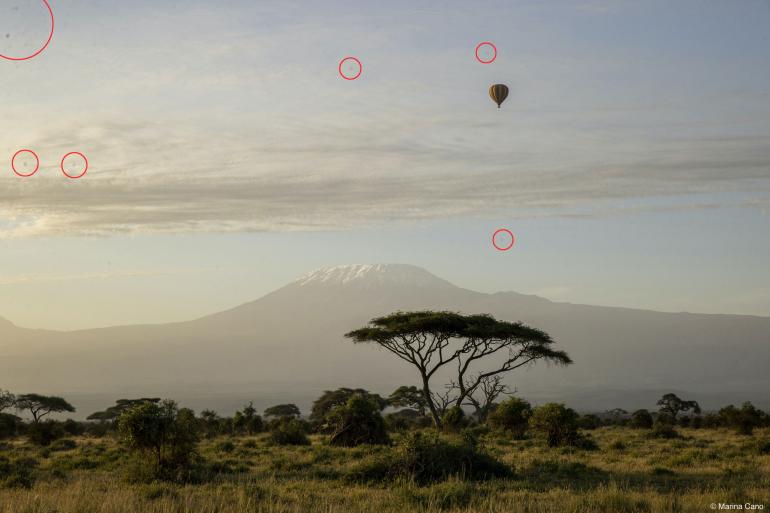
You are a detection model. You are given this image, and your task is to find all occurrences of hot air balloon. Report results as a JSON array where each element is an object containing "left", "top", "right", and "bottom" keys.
[{"left": 489, "top": 84, "right": 509, "bottom": 108}]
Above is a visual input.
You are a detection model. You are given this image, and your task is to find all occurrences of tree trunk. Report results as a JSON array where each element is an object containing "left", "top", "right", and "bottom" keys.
[{"left": 421, "top": 374, "right": 442, "bottom": 429}]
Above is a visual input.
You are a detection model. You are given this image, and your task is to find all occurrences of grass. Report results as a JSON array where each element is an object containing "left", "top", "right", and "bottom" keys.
[{"left": 1, "top": 427, "right": 769, "bottom": 512}]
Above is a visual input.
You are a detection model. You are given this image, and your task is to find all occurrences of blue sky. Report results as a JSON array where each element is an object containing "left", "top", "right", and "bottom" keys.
[{"left": 1, "top": 0, "right": 769, "bottom": 329}]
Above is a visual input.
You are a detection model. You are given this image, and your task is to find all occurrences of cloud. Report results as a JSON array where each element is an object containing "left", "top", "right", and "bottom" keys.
[
  {"left": 1, "top": 0, "right": 769, "bottom": 237},
  {"left": 0, "top": 269, "right": 201, "bottom": 286}
]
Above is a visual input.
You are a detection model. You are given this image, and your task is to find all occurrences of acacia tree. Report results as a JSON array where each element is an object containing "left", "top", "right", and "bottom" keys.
[
  {"left": 345, "top": 311, "right": 572, "bottom": 428},
  {"left": 15, "top": 394, "right": 75, "bottom": 423},
  {"left": 87, "top": 398, "right": 161, "bottom": 422},
  {"left": 657, "top": 393, "right": 700, "bottom": 423},
  {"left": 263, "top": 404, "right": 301, "bottom": 419},
  {"left": 387, "top": 386, "right": 428, "bottom": 416}
]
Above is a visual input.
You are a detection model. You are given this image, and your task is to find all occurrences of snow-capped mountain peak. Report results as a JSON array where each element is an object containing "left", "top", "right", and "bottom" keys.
[{"left": 295, "top": 264, "right": 455, "bottom": 289}]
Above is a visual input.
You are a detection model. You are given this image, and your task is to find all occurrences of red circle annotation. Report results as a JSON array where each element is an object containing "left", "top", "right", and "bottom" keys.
[
  {"left": 475, "top": 41, "right": 497, "bottom": 64},
  {"left": 0, "top": 0, "right": 55, "bottom": 62},
  {"left": 492, "top": 228, "right": 515, "bottom": 251},
  {"left": 11, "top": 149, "right": 40, "bottom": 177},
  {"left": 60, "top": 152, "right": 89, "bottom": 179},
  {"left": 338, "top": 56, "right": 362, "bottom": 80}
]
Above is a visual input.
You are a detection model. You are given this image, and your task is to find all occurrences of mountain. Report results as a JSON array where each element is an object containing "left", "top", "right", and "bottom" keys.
[{"left": 2, "top": 264, "right": 769, "bottom": 417}]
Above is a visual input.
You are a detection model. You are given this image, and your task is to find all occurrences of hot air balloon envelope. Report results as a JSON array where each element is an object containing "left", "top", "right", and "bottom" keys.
[{"left": 489, "top": 84, "right": 509, "bottom": 108}]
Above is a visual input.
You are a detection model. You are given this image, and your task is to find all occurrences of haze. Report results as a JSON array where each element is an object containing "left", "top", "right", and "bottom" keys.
[{"left": 1, "top": 0, "right": 769, "bottom": 334}]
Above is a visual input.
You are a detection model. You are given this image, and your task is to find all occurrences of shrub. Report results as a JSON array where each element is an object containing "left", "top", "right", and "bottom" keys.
[
  {"left": 50, "top": 438, "right": 78, "bottom": 452},
  {"left": 0, "top": 413, "right": 19, "bottom": 439},
  {"left": 385, "top": 409, "right": 430, "bottom": 432},
  {"left": 117, "top": 400, "right": 201, "bottom": 482},
  {"left": 488, "top": 398, "right": 531, "bottom": 438},
  {"left": 577, "top": 414, "right": 602, "bottom": 430},
  {"left": 649, "top": 420, "right": 681, "bottom": 439},
  {"left": 0, "top": 456, "right": 38, "bottom": 489},
  {"left": 215, "top": 440, "right": 236, "bottom": 453},
  {"left": 629, "top": 409, "right": 654, "bottom": 429},
  {"left": 529, "top": 403, "right": 580, "bottom": 447},
  {"left": 269, "top": 418, "right": 310, "bottom": 446},
  {"left": 719, "top": 402, "right": 764, "bottom": 435},
  {"left": 328, "top": 394, "right": 390, "bottom": 447},
  {"left": 442, "top": 406, "right": 467, "bottom": 432},
  {"left": 27, "top": 420, "right": 65, "bottom": 446},
  {"left": 348, "top": 431, "right": 511, "bottom": 485}
]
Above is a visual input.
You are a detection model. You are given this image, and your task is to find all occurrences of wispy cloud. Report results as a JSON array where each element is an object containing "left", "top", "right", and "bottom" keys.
[
  {"left": 1, "top": 0, "right": 769, "bottom": 237},
  {"left": 0, "top": 268, "right": 206, "bottom": 286}
]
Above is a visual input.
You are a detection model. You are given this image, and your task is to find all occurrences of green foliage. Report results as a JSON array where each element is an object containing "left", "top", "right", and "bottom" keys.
[
  {"left": 233, "top": 402, "right": 263, "bottom": 435},
  {"left": 348, "top": 431, "right": 511, "bottom": 485},
  {"left": 385, "top": 409, "right": 432, "bottom": 431},
  {"left": 441, "top": 406, "right": 467, "bottom": 431},
  {"left": 0, "top": 413, "right": 19, "bottom": 439},
  {"left": 577, "top": 414, "right": 602, "bottom": 430},
  {"left": 629, "top": 409, "right": 654, "bottom": 429},
  {"left": 488, "top": 397, "right": 531, "bottom": 438},
  {"left": 268, "top": 418, "right": 310, "bottom": 446},
  {"left": 387, "top": 386, "right": 428, "bottom": 416},
  {"left": 0, "top": 455, "right": 38, "bottom": 489},
  {"left": 327, "top": 394, "right": 390, "bottom": 446},
  {"left": 529, "top": 403, "right": 580, "bottom": 447},
  {"left": 50, "top": 438, "right": 78, "bottom": 451},
  {"left": 117, "top": 400, "right": 200, "bottom": 482},
  {"left": 311, "top": 389, "right": 387, "bottom": 427},
  {"left": 215, "top": 440, "right": 236, "bottom": 453},
  {"left": 656, "top": 393, "right": 700, "bottom": 423},
  {"left": 263, "top": 404, "right": 301, "bottom": 419},
  {"left": 718, "top": 402, "right": 765, "bottom": 435},
  {"left": 26, "top": 420, "right": 65, "bottom": 446},
  {"left": 648, "top": 420, "right": 681, "bottom": 439},
  {"left": 87, "top": 398, "right": 160, "bottom": 422}
]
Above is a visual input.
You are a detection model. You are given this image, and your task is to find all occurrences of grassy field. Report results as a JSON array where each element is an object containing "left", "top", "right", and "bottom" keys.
[{"left": 1, "top": 427, "right": 769, "bottom": 513}]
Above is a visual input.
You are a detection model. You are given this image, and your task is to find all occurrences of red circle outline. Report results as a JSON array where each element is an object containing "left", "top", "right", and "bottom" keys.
[
  {"left": 60, "top": 152, "right": 88, "bottom": 179},
  {"left": 338, "top": 56, "right": 362, "bottom": 80},
  {"left": 0, "top": 0, "right": 55, "bottom": 61},
  {"left": 492, "top": 229, "right": 515, "bottom": 251},
  {"left": 11, "top": 149, "right": 40, "bottom": 177},
  {"left": 475, "top": 41, "right": 497, "bottom": 64}
]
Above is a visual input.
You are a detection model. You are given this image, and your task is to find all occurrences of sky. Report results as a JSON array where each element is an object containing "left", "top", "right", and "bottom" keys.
[{"left": 1, "top": 0, "right": 769, "bottom": 330}]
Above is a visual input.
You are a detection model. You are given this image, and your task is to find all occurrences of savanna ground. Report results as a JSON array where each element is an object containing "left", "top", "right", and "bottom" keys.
[{"left": 1, "top": 427, "right": 768, "bottom": 513}]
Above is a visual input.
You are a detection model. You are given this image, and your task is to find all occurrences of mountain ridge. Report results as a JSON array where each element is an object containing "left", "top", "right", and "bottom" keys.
[{"left": 1, "top": 263, "right": 768, "bottom": 416}]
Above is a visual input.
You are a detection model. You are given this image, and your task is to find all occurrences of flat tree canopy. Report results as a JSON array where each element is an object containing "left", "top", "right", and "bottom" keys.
[
  {"left": 346, "top": 311, "right": 571, "bottom": 428},
  {"left": 15, "top": 393, "right": 76, "bottom": 423}
]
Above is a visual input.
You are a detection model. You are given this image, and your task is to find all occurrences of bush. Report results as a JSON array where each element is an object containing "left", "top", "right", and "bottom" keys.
[
  {"left": 328, "top": 394, "right": 390, "bottom": 446},
  {"left": 442, "top": 406, "right": 467, "bottom": 432},
  {"left": 0, "top": 413, "right": 19, "bottom": 439},
  {"left": 27, "top": 420, "right": 65, "bottom": 446},
  {"left": 577, "top": 414, "right": 602, "bottom": 430},
  {"left": 488, "top": 398, "right": 531, "bottom": 438},
  {"left": 719, "top": 402, "right": 764, "bottom": 435},
  {"left": 0, "top": 456, "right": 38, "bottom": 489},
  {"left": 649, "top": 420, "right": 681, "bottom": 439},
  {"left": 629, "top": 409, "right": 654, "bottom": 429},
  {"left": 215, "top": 440, "right": 236, "bottom": 453},
  {"left": 50, "top": 438, "right": 78, "bottom": 451},
  {"left": 385, "top": 409, "right": 430, "bottom": 432},
  {"left": 118, "top": 400, "right": 201, "bottom": 483},
  {"left": 529, "top": 403, "right": 580, "bottom": 447},
  {"left": 269, "top": 418, "right": 310, "bottom": 446},
  {"left": 348, "top": 431, "right": 511, "bottom": 485}
]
